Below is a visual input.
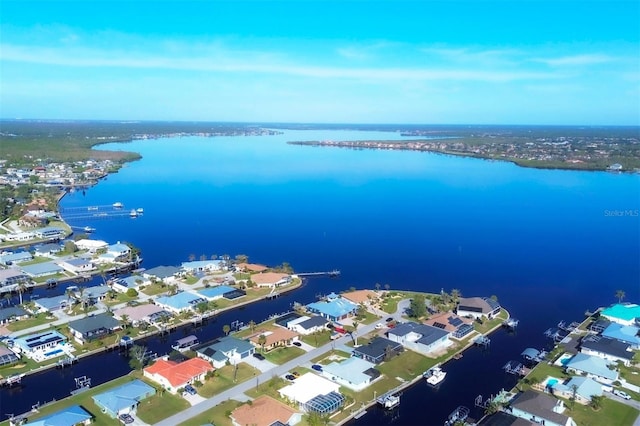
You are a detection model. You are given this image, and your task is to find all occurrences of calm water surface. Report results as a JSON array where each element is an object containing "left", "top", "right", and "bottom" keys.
[{"left": 3, "top": 129, "right": 639, "bottom": 424}]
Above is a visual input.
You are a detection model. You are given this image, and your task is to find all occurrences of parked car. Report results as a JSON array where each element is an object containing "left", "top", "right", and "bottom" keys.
[
  {"left": 613, "top": 389, "right": 631, "bottom": 400},
  {"left": 311, "top": 364, "right": 323, "bottom": 372},
  {"left": 292, "top": 371, "right": 300, "bottom": 378},
  {"left": 184, "top": 384, "right": 197, "bottom": 395},
  {"left": 119, "top": 414, "right": 134, "bottom": 424},
  {"left": 285, "top": 374, "right": 296, "bottom": 381},
  {"left": 253, "top": 352, "right": 265, "bottom": 360},
  {"left": 386, "top": 317, "right": 394, "bottom": 322},
  {"left": 375, "top": 323, "right": 384, "bottom": 329},
  {"left": 292, "top": 341, "right": 302, "bottom": 347}
]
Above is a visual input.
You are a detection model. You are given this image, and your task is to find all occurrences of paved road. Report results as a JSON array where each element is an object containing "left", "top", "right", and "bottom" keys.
[{"left": 155, "top": 299, "right": 409, "bottom": 426}]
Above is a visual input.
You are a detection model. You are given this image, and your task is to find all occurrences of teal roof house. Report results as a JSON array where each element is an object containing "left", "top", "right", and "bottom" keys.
[{"left": 92, "top": 379, "right": 156, "bottom": 418}]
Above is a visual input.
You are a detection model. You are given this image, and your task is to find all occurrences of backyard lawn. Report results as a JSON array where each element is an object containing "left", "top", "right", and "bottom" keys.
[
  {"left": 136, "top": 390, "right": 190, "bottom": 424},
  {"left": 197, "top": 363, "right": 260, "bottom": 398},
  {"left": 263, "top": 346, "right": 305, "bottom": 365}
]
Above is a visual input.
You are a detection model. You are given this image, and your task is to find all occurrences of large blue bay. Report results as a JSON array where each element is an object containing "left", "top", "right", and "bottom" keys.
[{"left": 5, "top": 129, "right": 639, "bottom": 425}]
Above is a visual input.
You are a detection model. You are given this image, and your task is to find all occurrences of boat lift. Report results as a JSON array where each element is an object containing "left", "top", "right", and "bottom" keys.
[{"left": 444, "top": 406, "right": 470, "bottom": 426}]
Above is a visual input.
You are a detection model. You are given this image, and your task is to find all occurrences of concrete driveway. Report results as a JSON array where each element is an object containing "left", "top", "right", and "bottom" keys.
[{"left": 242, "top": 354, "right": 277, "bottom": 373}]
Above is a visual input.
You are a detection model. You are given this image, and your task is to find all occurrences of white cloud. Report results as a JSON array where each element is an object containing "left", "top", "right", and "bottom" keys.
[{"left": 534, "top": 54, "right": 614, "bottom": 67}]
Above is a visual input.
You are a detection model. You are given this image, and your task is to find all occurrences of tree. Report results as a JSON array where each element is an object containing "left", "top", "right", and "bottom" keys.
[
  {"left": 200, "top": 254, "right": 207, "bottom": 261},
  {"left": 615, "top": 290, "right": 626, "bottom": 304},
  {"left": 98, "top": 263, "right": 108, "bottom": 287},
  {"left": 210, "top": 254, "right": 217, "bottom": 260},
  {"left": 235, "top": 254, "right": 249, "bottom": 264},
  {"left": 590, "top": 394, "right": 604, "bottom": 410},
  {"left": 63, "top": 240, "right": 78, "bottom": 254},
  {"left": 129, "top": 344, "right": 149, "bottom": 370},
  {"left": 375, "top": 283, "right": 381, "bottom": 291},
  {"left": 223, "top": 324, "right": 231, "bottom": 335},
  {"left": 3, "top": 293, "right": 12, "bottom": 307},
  {"left": 258, "top": 334, "right": 267, "bottom": 353},
  {"left": 409, "top": 294, "right": 427, "bottom": 319},
  {"left": 248, "top": 320, "right": 256, "bottom": 332},
  {"left": 352, "top": 320, "right": 359, "bottom": 345},
  {"left": 484, "top": 400, "right": 500, "bottom": 416},
  {"left": 384, "top": 344, "right": 395, "bottom": 361},
  {"left": 570, "top": 384, "right": 578, "bottom": 409},
  {"left": 126, "top": 288, "right": 138, "bottom": 297},
  {"left": 450, "top": 288, "right": 461, "bottom": 304},
  {"left": 384, "top": 283, "right": 390, "bottom": 291},
  {"left": 208, "top": 300, "right": 218, "bottom": 314},
  {"left": 121, "top": 314, "right": 131, "bottom": 329},
  {"left": 16, "top": 279, "right": 29, "bottom": 305},
  {"left": 189, "top": 254, "right": 196, "bottom": 261},
  {"left": 196, "top": 301, "right": 208, "bottom": 315}
]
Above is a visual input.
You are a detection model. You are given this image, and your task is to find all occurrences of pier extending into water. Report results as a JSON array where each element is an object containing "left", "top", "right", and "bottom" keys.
[{"left": 296, "top": 270, "right": 341, "bottom": 277}]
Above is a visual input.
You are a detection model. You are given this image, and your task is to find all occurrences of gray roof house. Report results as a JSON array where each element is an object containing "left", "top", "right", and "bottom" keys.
[
  {"left": 35, "top": 294, "right": 71, "bottom": 312},
  {"left": 68, "top": 313, "right": 120, "bottom": 343},
  {"left": 386, "top": 322, "right": 450, "bottom": 355},
  {"left": 580, "top": 334, "right": 635, "bottom": 366},
  {"left": 352, "top": 337, "right": 403, "bottom": 364},
  {"left": 510, "top": 390, "right": 575, "bottom": 426},
  {"left": 0, "top": 306, "right": 30, "bottom": 324},
  {"left": 21, "top": 262, "right": 64, "bottom": 277},
  {"left": 0, "top": 269, "right": 30, "bottom": 288},
  {"left": 143, "top": 265, "right": 183, "bottom": 282},
  {"left": 457, "top": 297, "right": 501, "bottom": 319},
  {"left": 195, "top": 336, "right": 255, "bottom": 368}
]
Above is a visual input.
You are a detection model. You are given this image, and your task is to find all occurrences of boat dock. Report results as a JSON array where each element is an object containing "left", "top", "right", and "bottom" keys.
[
  {"left": 473, "top": 335, "right": 491, "bottom": 348},
  {"left": 503, "top": 318, "right": 519, "bottom": 330},
  {"left": 296, "top": 270, "right": 341, "bottom": 277},
  {"left": 445, "top": 406, "right": 470, "bottom": 426},
  {"left": 56, "top": 355, "right": 77, "bottom": 369},
  {"left": 1, "top": 373, "right": 25, "bottom": 387}
]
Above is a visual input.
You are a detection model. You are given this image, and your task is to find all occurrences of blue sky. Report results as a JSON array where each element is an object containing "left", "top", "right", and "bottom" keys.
[{"left": 1, "top": 0, "right": 638, "bottom": 125}]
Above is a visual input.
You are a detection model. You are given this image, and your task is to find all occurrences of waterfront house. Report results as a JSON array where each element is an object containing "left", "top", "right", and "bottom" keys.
[
  {"left": 321, "top": 356, "right": 379, "bottom": 391},
  {"left": 278, "top": 373, "right": 345, "bottom": 414},
  {"left": 274, "top": 312, "right": 302, "bottom": 327},
  {"left": 21, "top": 262, "right": 64, "bottom": 278},
  {"left": 68, "top": 313, "right": 120, "bottom": 344},
  {"left": 249, "top": 326, "right": 299, "bottom": 352},
  {"left": 250, "top": 272, "right": 290, "bottom": 288},
  {"left": 550, "top": 376, "right": 603, "bottom": 405},
  {"left": 33, "top": 226, "right": 65, "bottom": 240},
  {"left": 387, "top": 321, "right": 451, "bottom": 355},
  {"left": 92, "top": 379, "right": 156, "bottom": 418},
  {"left": 195, "top": 336, "right": 255, "bottom": 368},
  {"left": 236, "top": 262, "right": 267, "bottom": 273},
  {"left": 341, "top": 289, "right": 380, "bottom": 306},
  {"left": 0, "top": 251, "right": 33, "bottom": 265},
  {"left": 1, "top": 231, "right": 35, "bottom": 242},
  {"left": 601, "top": 322, "right": 640, "bottom": 349},
  {"left": 306, "top": 293, "right": 358, "bottom": 322},
  {"left": 564, "top": 353, "right": 618, "bottom": 384},
  {"left": 78, "top": 285, "right": 110, "bottom": 304},
  {"left": 580, "top": 334, "right": 635, "bottom": 366},
  {"left": 456, "top": 297, "right": 501, "bottom": 320},
  {"left": 28, "top": 404, "right": 93, "bottom": 426},
  {"left": 11, "top": 330, "right": 66, "bottom": 359},
  {"left": 424, "top": 312, "right": 475, "bottom": 339},
  {"left": 33, "top": 243, "right": 62, "bottom": 257},
  {"left": 181, "top": 260, "right": 223, "bottom": 273},
  {"left": 143, "top": 265, "right": 183, "bottom": 284},
  {"left": 155, "top": 291, "right": 206, "bottom": 314},
  {"left": 231, "top": 395, "right": 302, "bottom": 426},
  {"left": 196, "top": 285, "right": 237, "bottom": 301},
  {"left": 143, "top": 357, "right": 213, "bottom": 393},
  {"left": 111, "top": 275, "right": 150, "bottom": 293},
  {"left": 0, "top": 269, "right": 30, "bottom": 288},
  {"left": 106, "top": 242, "right": 131, "bottom": 259},
  {"left": 509, "top": 390, "right": 576, "bottom": 426},
  {"left": 34, "top": 294, "right": 70, "bottom": 312},
  {"left": 0, "top": 346, "right": 20, "bottom": 367},
  {"left": 286, "top": 315, "right": 329, "bottom": 335},
  {"left": 0, "top": 306, "right": 29, "bottom": 325},
  {"left": 59, "top": 258, "right": 95, "bottom": 274},
  {"left": 113, "top": 304, "right": 167, "bottom": 326},
  {"left": 601, "top": 303, "right": 640, "bottom": 326},
  {"left": 352, "top": 336, "right": 403, "bottom": 364},
  {"left": 74, "top": 239, "right": 108, "bottom": 253}
]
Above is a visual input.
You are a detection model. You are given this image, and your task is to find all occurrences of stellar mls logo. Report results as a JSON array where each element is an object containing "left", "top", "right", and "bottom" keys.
[{"left": 603, "top": 209, "right": 639, "bottom": 217}]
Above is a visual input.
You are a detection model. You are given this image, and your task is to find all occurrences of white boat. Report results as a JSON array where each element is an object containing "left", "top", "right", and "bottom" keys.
[
  {"left": 424, "top": 366, "right": 446, "bottom": 386},
  {"left": 129, "top": 209, "right": 138, "bottom": 217},
  {"left": 83, "top": 226, "right": 96, "bottom": 233},
  {"left": 113, "top": 202, "right": 123, "bottom": 208},
  {"left": 378, "top": 394, "right": 400, "bottom": 409},
  {"left": 136, "top": 208, "right": 144, "bottom": 214}
]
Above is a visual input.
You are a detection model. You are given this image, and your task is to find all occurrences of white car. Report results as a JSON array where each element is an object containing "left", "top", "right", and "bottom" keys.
[
  {"left": 613, "top": 389, "right": 631, "bottom": 400},
  {"left": 375, "top": 323, "right": 384, "bottom": 329}
]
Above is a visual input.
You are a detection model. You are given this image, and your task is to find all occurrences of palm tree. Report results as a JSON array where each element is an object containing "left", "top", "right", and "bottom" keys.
[
  {"left": 248, "top": 320, "right": 256, "bottom": 332},
  {"left": 121, "top": 314, "right": 131, "bottom": 329},
  {"left": 384, "top": 283, "right": 390, "bottom": 291},
  {"left": 352, "top": 321, "right": 359, "bottom": 345},
  {"left": 258, "top": 334, "right": 267, "bottom": 353},
  {"left": 570, "top": 384, "right": 578, "bottom": 409},
  {"left": 223, "top": 324, "right": 231, "bottom": 335},
  {"left": 16, "top": 279, "right": 29, "bottom": 306},
  {"left": 375, "top": 283, "right": 381, "bottom": 291},
  {"left": 615, "top": 290, "right": 626, "bottom": 304},
  {"left": 450, "top": 289, "right": 461, "bottom": 304},
  {"left": 3, "top": 293, "right": 12, "bottom": 307},
  {"left": 189, "top": 254, "right": 196, "bottom": 261},
  {"left": 590, "top": 394, "right": 604, "bottom": 410}
]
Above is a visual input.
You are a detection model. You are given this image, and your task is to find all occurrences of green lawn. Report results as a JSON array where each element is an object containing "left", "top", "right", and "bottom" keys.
[
  {"left": 177, "top": 400, "right": 242, "bottom": 426},
  {"left": 377, "top": 349, "right": 433, "bottom": 381},
  {"left": 245, "top": 376, "right": 289, "bottom": 400},
  {"left": 183, "top": 275, "right": 199, "bottom": 285},
  {"left": 19, "top": 256, "right": 53, "bottom": 266},
  {"left": 141, "top": 282, "right": 169, "bottom": 296},
  {"left": 263, "top": 346, "right": 306, "bottom": 365},
  {"left": 5, "top": 314, "right": 55, "bottom": 331},
  {"left": 300, "top": 330, "right": 332, "bottom": 347},
  {"left": 566, "top": 396, "right": 638, "bottom": 426},
  {"left": 618, "top": 362, "right": 640, "bottom": 387},
  {"left": 197, "top": 363, "right": 260, "bottom": 398},
  {"left": 136, "top": 390, "right": 190, "bottom": 424},
  {"left": 473, "top": 309, "right": 508, "bottom": 334}
]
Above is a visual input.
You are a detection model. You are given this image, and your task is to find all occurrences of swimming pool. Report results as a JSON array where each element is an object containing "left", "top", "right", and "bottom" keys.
[
  {"left": 546, "top": 378, "right": 559, "bottom": 387},
  {"left": 553, "top": 352, "right": 573, "bottom": 366},
  {"left": 44, "top": 349, "right": 63, "bottom": 357}
]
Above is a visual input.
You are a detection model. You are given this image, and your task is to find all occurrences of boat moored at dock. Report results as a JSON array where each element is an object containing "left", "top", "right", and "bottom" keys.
[
  {"left": 172, "top": 335, "right": 199, "bottom": 352},
  {"left": 423, "top": 365, "right": 447, "bottom": 386}
]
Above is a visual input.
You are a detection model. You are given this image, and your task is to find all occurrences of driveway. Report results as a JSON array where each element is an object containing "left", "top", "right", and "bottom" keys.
[
  {"left": 182, "top": 392, "right": 207, "bottom": 406},
  {"left": 242, "top": 354, "right": 277, "bottom": 373}
]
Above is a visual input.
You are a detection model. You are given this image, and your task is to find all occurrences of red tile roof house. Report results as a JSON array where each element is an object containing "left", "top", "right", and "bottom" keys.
[
  {"left": 143, "top": 357, "right": 213, "bottom": 394},
  {"left": 236, "top": 263, "right": 268, "bottom": 273},
  {"left": 231, "top": 395, "right": 302, "bottom": 426},
  {"left": 250, "top": 272, "right": 290, "bottom": 288}
]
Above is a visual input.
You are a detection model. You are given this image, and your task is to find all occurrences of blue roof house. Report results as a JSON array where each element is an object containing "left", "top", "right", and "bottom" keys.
[
  {"left": 321, "top": 356, "right": 379, "bottom": 391},
  {"left": 0, "top": 251, "right": 33, "bottom": 265},
  {"left": 93, "top": 379, "right": 156, "bottom": 418},
  {"left": 564, "top": 353, "right": 618, "bottom": 384},
  {"left": 602, "top": 323, "right": 640, "bottom": 349},
  {"left": 29, "top": 404, "right": 93, "bottom": 426},
  {"left": 551, "top": 376, "right": 603, "bottom": 405},
  {"left": 35, "top": 295, "right": 71, "bottom": 312},
  {"left": 601, "top": 303, "right": 640, "bottom": 326},
  {"left": 112, "top": 275, "right": 150, "bottom": 293},
  {"left": 155, "top": 291, "right": 206, "bottom": 314},
  {"left": 306, "top": 295, "right": 358, "bottom": 322},
  {"left": 21, "top": 262, "right": 64, "bottom": 278},
  {"left": 197, "top": 285, "right": 236, "bottom": 301}
]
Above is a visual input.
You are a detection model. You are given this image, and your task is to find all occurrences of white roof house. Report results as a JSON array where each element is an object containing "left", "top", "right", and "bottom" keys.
[
  {"left": 321, "top": 357, "right": 378, "bottom": 391},
  {"left": 75, "top": 239, "right": 108, "bottom": 252},
  {"left": 279, "top": 373, "right": 341, "bottom": 405}
]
